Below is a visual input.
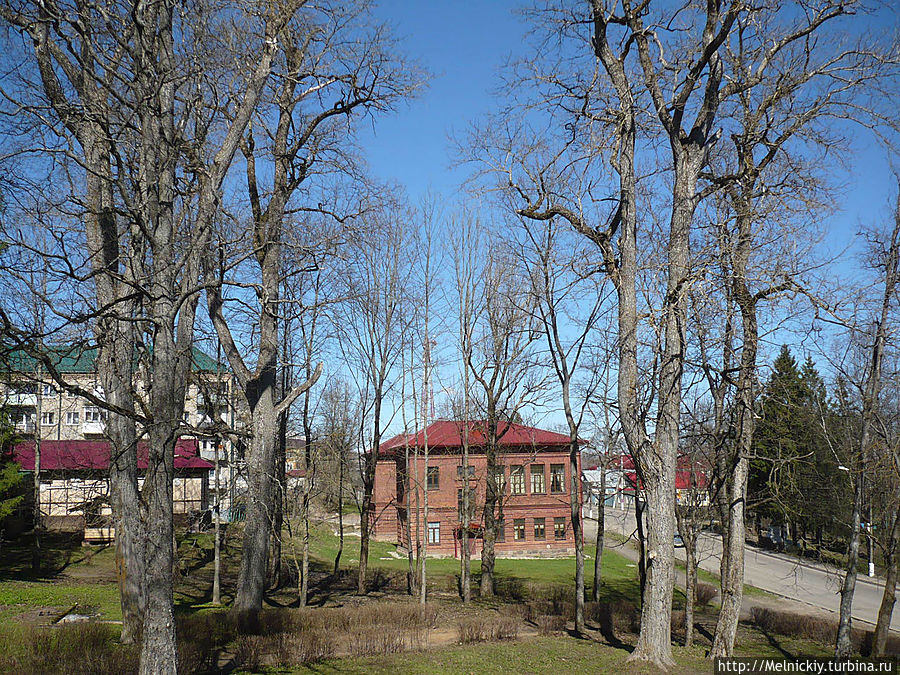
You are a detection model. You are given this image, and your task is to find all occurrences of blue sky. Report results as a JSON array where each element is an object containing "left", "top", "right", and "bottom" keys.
[
  {"left": 357, "top": 1, "right": 897, "bottom": 263},
  {"left": 357, "top": 1, "right": 529, "bottom": 201},
  {"left": 347, "top": 2, "right": 898, "bottom": 432}
]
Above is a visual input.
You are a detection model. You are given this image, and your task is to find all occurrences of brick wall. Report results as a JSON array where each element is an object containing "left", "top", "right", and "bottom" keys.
[{"left": 373, "top": 446, "right": 583, "bottom": 557}]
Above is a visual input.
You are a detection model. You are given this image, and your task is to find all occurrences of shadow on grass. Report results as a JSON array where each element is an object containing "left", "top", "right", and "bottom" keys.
[{"left": 0, "top": 532, "right": 106, "bottom": 582}]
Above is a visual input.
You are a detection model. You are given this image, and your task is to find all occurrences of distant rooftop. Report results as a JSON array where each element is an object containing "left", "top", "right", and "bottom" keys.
[
  {"left": 10, "top": 438, "right": 212, "bottom": 471},
  {"left": 2, "top": 344, "right": 225, "bottom": 375},
  {"left": 380, "top": 420, "right": 583, "bottom": 453}
]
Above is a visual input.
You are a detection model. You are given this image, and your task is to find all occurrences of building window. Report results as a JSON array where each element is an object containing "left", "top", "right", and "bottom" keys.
[
  {"left": 42, "top": 384, "right": 56, "bottom": 397},
  {"left": 513, "top": 518, "right": 526, "bottom": 541},
  {"left": 456, "top": 465, "right": 475, "bottom": 478},
  {"left": 510, "top": 465, "right": 525, "bottom": 495},
  {"left": 427, "top": 521, "right": 440, "bottom": 544},
  {"left": 550, "top": 464, "right": 565, "bottom": 493},
  {"left": 530, "top": 464, "right": 545, "bottom": 494},
  {"left": 65, "top": 411, "right": 80, "bottom": 425},
  {"left": 534, "top": 517, "right": 545, "bottom": 540},
  {"left": 427, "top": 467, "right": 439, "bottom": 490},
  {"left": 554, "top": 517, "right": 567, "bottom": 540},
  {"left": 83, "top": 406, "right": 104, "bottom": 423},
  {"left": 41, "top": 411, "right": 55, "bottom": 426},
  {"left": 457, "top": 489, "right": 473, "bottom": 520},
  {"left": 490, "top": 466, "right": 506, "bottom": 496},
  {"left": 496, "top": 519, "right": 505, "bottom": 542}
]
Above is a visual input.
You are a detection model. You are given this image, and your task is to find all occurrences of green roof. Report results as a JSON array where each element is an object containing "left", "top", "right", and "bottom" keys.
[{"left": 2, "top": 345, "right": 224, "bottom": 375}]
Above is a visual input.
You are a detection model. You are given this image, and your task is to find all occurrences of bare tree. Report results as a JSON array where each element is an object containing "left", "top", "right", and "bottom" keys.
[
  {"left": 520, "top": 217, "right": 608, "bottom": 633},
  {"left": 203, "top": 0, "right": 419, "bottom": 609},
  {"left": 337, "top": 214, "right": 415, "bottom": 595},
  {"left": 835, "top": 188, "right": 900, "bottom": 657}
]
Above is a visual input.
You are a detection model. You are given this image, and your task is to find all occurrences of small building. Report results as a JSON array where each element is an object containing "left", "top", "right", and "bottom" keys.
[
  {"left": 10, "top": 438, "right": 213, "bottom": 534},
  {"left": 609, "top": 453, "right": 710, "bottom": 508},
  {"left": 1, "top": 344, "right": 246, "bottom": 516},
  {"left": 372, "top": 420, "right": 582, "bottom": 558}
]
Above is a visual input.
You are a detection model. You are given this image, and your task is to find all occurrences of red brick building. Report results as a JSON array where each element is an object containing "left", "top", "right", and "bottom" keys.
[{"left": 372, "top": 420, "right": 583, "bottom": 558}]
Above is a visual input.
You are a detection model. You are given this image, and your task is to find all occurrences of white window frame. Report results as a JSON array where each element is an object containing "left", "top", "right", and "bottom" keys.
[
  {"left": 427, "top": 521, "right": 440, "bottom": 545},
  {"left": 65, "top": 411, "right": 80, "bottom": 425},
  {"left": 83, "top": 406, "right": 104, "bottom": 423},
  {"left": 41, "top": 411, "right": 55, "bottom": 426}
]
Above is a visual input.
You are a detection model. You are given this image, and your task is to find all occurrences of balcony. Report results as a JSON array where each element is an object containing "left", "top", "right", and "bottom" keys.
[
  {"left": 82, "top": 420, "right": 106, "bottom": 436},
  {"left": 15, "top": 420, "right": 36, "bottom": 434},
  {"left": 6, "top": 392, "right": 37, "bottom": 406}
]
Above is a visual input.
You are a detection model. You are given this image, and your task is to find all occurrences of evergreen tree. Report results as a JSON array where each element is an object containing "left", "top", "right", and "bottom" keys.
[
  {"left": 0, "top": 409, "right": 23, "bottom": 551},
  {"left": 750, "top": 347, "right": 840, "bottom": 547}
]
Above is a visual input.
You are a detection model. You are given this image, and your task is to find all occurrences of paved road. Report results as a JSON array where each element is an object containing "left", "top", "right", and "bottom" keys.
[{"left": 584, "top": 506, "right": 899, "bottom": 632}]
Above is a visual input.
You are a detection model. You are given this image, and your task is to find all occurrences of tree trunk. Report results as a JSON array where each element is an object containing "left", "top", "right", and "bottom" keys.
[
  {"left": 631, "top": 474, "right": 676, "bottom": 668},
  {"left": 333, "top": 457, "right": 344, "bottom": 577},
  {"left": 629, "top": 161, "right": 693, "bottom": 670},
  {"left": 836, "top": 211, "right": 897, "bottom": 656},
  {"left": 419, "top": 426, "right": 429, "bottom": 604},
  {"left": 684, "top": 534, "right": 696, "bottom": 648},
  {"left": 140, "top": 422, "right": 177, "bottom": 674},
  {"left": 32, "top": 379, "right": 41, "bottom": 574},
  {"left": 404, "top": 443, "right": 417, "bottom": 597},
  {"left": 358, "top": 393, "right": 382, "bottom": 595},
  {"left": 570, "top": 438, "right": 585, "bottom": 634},
  {"left": 300, "top": 489, "right": 310, "bottom": 607},
  {"left": 460, "top": 424, "right": 471, "bottom": 603},
  {"left": 358, "top": 490, "right": 371, "bottom": 595},
  {"left": 872, "top": 498, "right": 900, "bottom": 656},
  {"left": 212, "top": 439, "right": 221, "bottom": 605},
  {"left": 634, "top": 493, "right": 647, "bottom": 602},
  {"left": 836, "top": 475, "right": 863, "bottom": 658},
  {"left": 270, "top": 413, "right": 286, "bottom": 589},
  {"left": 234, "top": 391, "right": 279, "bottom": 610},
  {"left": 592, "top": 466, "right": 605, "bottom": 602}
]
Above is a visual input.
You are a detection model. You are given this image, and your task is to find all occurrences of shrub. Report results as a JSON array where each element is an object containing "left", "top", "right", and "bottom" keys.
[
  {"left": 671, "top": 610, "right": 686, "bottom": 637},
  {"left": 285, "top": 629, "right": 335, "bottom": 665},
  {"left": 0, "top": 623, "right": 139, "bottom": 675},
  {"left": 233, "top": 634, "right": 266, "bottom": 672},
  {"left": 495, "top": 577, "right": 527, "bottom": 602},
  {"left": 585, "top": 599, "right": 639, "bottom": 637},
  {"left": 496, "top": 616, "right": 519, "bottom": 641},
  {"left": 348, "top": 626, "right": 409, "bottom": 656},
  {"left": 457, "top": 617, "right": 491, "bottom": 644},
  {"left": 535, "top": 614, "right": 566, "bottom": 635},
  {"left": 696, "top": 583, "right": 718, "bottom": 607},
  {"left": 749, "top": 607, "right": 835, "bottom": 644}
]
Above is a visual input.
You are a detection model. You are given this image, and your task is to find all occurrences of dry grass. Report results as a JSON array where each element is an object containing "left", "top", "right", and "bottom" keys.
[
  {"left": 0, "top": 623, "right": 139, "bottom": 674},
  {"left": 695, "top": 582, "right": 718, "bottom": 607},
  {"left": 456, "top": 616, "right": 519, "bottom": 644},
  {"left": 749, "top": 607, "right": 835, "bottom": 645}
]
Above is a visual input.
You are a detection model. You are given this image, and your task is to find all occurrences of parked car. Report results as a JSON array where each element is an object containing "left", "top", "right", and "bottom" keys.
[
  {"left": 674, "top": 532, "right": 685, "bottom": 548},
  {"left": 760, "top": 525, "right": 785, "bottom": 552}
]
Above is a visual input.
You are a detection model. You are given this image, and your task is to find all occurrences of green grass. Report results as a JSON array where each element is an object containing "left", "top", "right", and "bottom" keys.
[
  {"left": 306, "top": 521, "right": 641, "bottom": 601},
  {"left": 0, "top": 579, "right": 121, "bottom": 621},
  {"left": 275, "top": 637, "right": 709, "bottom": 675},
  {"left": 273, "top": 628, "right": 836, "bottom": 675}
]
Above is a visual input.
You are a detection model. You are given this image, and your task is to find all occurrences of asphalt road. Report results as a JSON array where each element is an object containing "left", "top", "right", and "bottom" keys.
[{"left": 584, "top": 506, "right": 899, "bottom": 633}]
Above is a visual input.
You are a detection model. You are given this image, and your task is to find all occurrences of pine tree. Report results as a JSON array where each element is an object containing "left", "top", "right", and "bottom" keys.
[{"left": 749, "top": 347, "right": 836, "bottom": 546}]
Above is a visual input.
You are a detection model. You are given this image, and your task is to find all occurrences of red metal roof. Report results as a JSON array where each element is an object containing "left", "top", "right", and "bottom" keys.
[
  {"left": 9, "top": 438, "right": 213, "bottom": 471},
  {"left": 380, "top": 420, "right": 580, "bottom": 453},
  {"left": 622, "top": 469, "right": 709, "bottom": 491}
]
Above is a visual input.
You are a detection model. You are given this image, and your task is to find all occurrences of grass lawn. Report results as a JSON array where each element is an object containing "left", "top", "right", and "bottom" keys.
[
  {"left": 304, "top": 520, "right": 641, "bottom": 603},
  {"left": 279, "top": 636, "right": 713, "bottom": 675},
  {"left": 0, "top": 518, "right": 860, "bottom": 674},
  {"left": 0, "top": 533, "right": 121, "bottom": 622}
]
